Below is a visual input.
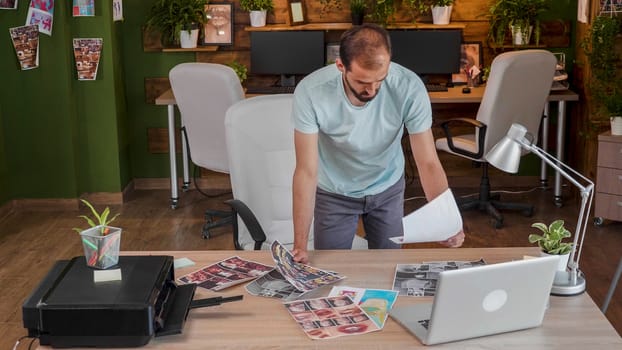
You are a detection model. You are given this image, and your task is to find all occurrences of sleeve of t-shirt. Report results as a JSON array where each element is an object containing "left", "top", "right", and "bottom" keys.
[
  {"left": 403, "top": 77, "right": 433, "bottom": 134},
  {"left": 292, "top": 83, "right": 319, "bottom": 134}
]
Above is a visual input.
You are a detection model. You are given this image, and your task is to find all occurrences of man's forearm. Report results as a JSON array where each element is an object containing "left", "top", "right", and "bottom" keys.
[{"left": 292, "top": 170, "right": 316, "bottom": 250}]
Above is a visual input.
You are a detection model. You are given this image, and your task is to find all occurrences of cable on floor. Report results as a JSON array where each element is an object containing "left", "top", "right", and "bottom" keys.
[
  {"left": 404, "top": 184, "right": 554, "bottom": 202},
  {"left": 12, "top": 336, "right": 38, "bottom": 350}
]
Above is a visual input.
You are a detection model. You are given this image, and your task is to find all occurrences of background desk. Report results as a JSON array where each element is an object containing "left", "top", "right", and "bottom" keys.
[
  {"left": 43, "top": 248, "right": 621, "bottom": 349},
  {"left": 156, "top": 87, "right": 578, "bottom": 208}
]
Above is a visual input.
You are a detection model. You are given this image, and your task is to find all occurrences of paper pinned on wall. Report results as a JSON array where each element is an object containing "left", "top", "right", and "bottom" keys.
[
  {"left": 577, "top": 0, "right": 589, "bottom": 24},
  {"left": 389, "top": 188, "right": 462, "bottom": 244},
  {"left": 113, "top": 0, "right": 123, "bottom": 22}
]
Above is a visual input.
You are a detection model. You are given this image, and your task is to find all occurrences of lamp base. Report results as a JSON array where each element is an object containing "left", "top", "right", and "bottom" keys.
[{"left": 550, "top": 270, "right": 586, "bottom": 296}]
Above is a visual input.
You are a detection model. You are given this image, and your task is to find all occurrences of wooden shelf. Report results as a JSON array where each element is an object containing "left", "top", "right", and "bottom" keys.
[
  {"left": 161, "top": 46, "right": 219, "bottom": 52},
  {"left": 245, "top": 22, "right": 467, "bottom": 32}
]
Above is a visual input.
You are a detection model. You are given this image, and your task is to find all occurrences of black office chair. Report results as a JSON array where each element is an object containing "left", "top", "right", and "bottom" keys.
[{"left": 435, "top": 50, "right": 557, "bottom": 228}]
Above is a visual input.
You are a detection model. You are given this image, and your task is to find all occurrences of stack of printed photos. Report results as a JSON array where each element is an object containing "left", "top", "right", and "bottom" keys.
[
  {"left": 177, "top": 256, "right": 273, "bottom": 291},
  {"left": 392, "top": 259, "right": 486, "bottom": 296}
]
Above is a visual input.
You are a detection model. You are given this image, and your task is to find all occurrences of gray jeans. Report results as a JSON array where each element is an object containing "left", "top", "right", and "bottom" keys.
[{"left": 314, "top": 176, "right": 404, "bottom": 250}]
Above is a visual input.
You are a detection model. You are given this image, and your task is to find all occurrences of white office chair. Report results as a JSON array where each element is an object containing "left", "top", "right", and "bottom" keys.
[
  {"left": 224, "top": 94, "right": 368, "bottom": 250},
  {"left": 435, "top": 50, "right": 556, "bottom": 228},
  {"left": 169, "top": 62, "right": 245, "bottom": 238}
]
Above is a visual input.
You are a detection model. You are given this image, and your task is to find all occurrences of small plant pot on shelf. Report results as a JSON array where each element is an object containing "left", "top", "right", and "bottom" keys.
[
  {"left": 510, "top": 25, "right": 533, "bottom": 45},
  {"left": 611, "top": 116, "right": 622, "bottom": 136},
  {"left": 179, "top": 28, "right": 199, "bottom": 48},
  {"left": 431, "top": 6, "right": 452, "bottom": 25},
  {"left": 249, "top": 10, "right": 267, "bottom": 27},
  {"left": 80, "top": 225, "right": 122, "bottom": 269}
]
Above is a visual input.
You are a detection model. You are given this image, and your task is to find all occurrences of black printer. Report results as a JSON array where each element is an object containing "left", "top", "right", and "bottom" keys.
[{"left": 22, "top": 255, "right": 241, "bottom": 348}]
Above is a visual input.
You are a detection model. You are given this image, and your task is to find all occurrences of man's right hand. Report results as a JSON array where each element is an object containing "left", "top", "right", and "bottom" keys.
[{"left": 291, "top": 248, "right": 309, "bottom": 264}]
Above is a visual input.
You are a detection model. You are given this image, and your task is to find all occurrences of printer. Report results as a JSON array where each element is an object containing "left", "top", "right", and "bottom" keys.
[{"left": 22, "top": 255, "right": 241, "bottom": 348}]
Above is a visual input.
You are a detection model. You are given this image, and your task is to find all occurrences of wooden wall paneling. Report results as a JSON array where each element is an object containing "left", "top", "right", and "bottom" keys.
[
  {"left": 144, "top": 77, "right": 171, "bottom": 105},
  {"left": 539, "top": 20, "right": 571, "bottom": 47},
  {"left": 147, "top": 127, "right": 181, "bottom": 154}
]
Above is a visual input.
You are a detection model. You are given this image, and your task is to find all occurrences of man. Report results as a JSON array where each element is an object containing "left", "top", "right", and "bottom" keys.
[{"left": 291, "top": 24, "right": 464, "bottom": 264}]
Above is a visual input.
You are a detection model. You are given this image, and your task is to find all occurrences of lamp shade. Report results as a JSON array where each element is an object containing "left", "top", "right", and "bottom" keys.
[{"left": 485, "top": 124, "right": 528, "bottom": 173}]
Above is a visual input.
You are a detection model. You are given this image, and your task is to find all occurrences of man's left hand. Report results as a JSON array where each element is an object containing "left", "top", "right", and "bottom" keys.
[{"left": 440, "top": 230, "right": 465, "bottom": 248}]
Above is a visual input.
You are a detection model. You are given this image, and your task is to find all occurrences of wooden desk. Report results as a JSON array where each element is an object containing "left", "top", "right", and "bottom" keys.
[
  {"left": 156, "top": 87, "right": 578, "bottom": 208},
  {"left": 43, "top": 248, "right": 621, "bottom": 349}
]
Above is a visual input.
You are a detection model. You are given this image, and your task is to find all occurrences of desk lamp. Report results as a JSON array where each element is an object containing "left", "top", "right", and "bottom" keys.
[{"left": 485, "top": 123, "right": 594, "bottom": 296}]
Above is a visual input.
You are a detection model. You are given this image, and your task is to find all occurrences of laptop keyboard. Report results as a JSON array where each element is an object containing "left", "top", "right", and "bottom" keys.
[
  {"left": 418, "top": 319, "right": 430, "bottom": 329},
  {"left": 245, "top": 85, "right": 296, "bottom": 94},
  {"left": 424, "top": 83, "right": 449, "bottom": 92}
]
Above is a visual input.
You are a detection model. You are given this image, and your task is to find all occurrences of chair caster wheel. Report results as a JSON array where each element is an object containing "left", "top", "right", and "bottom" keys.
[
  {"left": 202, "top": 226, "right": 211, "bottom": 239},
  {"left": 593, "top": 217, "right": 605, "bottom": 227}
]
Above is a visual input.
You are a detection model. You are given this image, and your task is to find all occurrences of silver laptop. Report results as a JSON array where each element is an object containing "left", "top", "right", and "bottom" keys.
[{"left": 389, "top": 255, "right": 559, "bottom": 345}]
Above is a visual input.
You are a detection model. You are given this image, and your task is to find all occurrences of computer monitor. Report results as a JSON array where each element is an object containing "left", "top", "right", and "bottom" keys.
[
  {"left": 250, "top": 31, "right": 325, "bottom": 87},
  {"left": 389, "top": 30, "right": 462, "bottom": 77}
]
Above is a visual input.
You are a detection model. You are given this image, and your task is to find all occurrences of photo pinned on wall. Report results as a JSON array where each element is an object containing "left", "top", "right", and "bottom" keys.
[
  {"left": 30, "top": 0, "right": 54, "bottom": 14},
  {"left": 9, "top": 25, "right": 39, "bottom": 70},
  {"left": 73, "top": 38, "right": 103, "bottom": 81},
  {"left": 203, "top": 3, "right": 233, "bottom": 46},
  {"left": 72, "top": 0, "right": 94, "bottom": 16},
  {"left": 113, "top": 0, "right": 123, "bottom": 21},
  {"left": 451, "top": 42, "right": 483, "bottom": 85},
  {"left": 0, "top": 0, "right": 18, "bottom": 10},
  {"left": 26, "top": 7, "right": 53, "bottom": 35},
  {"left": 326, "top": 43, "right": 340, "bottom": 65}
]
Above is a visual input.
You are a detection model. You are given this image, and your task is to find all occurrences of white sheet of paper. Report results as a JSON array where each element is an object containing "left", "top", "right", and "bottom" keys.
[{"left": 390, "top": 188, "right": 462, "bottom": 244}]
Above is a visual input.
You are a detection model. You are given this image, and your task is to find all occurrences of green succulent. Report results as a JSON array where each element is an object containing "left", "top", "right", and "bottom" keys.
[{"left": 239, "top": 0, "right": 274, "bottom": 12}]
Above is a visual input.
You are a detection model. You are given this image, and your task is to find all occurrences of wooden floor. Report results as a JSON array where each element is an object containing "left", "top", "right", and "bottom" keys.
[{"left": 0, "top": 182, "right": 620, "bottom": 349}]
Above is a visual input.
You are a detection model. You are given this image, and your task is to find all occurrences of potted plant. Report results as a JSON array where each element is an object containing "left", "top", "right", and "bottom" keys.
[
  {"left": 227, "top": 60, "right": 248, "bottom": 84},
  {"left": 145, "top": 0, "right": 208, "bottom": 49},
  {"left": 582, "top": 15, "right": 622, "bottom": 135},
  {"left": 487, "top": 0, "right": 549, "bottom": 46},
  {"left": 350, "top": 0, "right": 367, "bottom": 25},
  {"left": 240, "top": 0, "right": 274, "bottom": 27},
  {"left": 429, "top": 0, "right": 454, "bottom": 25},
  {"left": 73, "top": 199, "right": 122, "bottom": 269},
  {"left": 528, "top": 219, "right": 572, "bottom": 271}
]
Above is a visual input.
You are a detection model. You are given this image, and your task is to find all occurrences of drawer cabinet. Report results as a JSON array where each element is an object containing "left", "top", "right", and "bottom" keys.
[{"left": 595, "top": 131, "right": 622, "bottom": 224}]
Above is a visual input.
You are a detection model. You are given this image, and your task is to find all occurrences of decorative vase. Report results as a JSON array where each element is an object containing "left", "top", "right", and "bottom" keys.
[
  {"left": 540, "top": 251, "right": 570, "bottom": 271},
  {"left": 351, "top": 11, "right": 365, "bottom": 25},
  {"left": 510, "top": 25, "right": 533, "bottom": 45},
  {"left": 80, "top": 225, "right": 122, "bottom": 269},
  {"left": 611, "top": 116, "right": 622, "bottom": 136},
  {"left": 249, "top": 10, "right": 267, "bottom": 27},
  {"left": 431, "top": 6, "right": 452, "bottom": 25},
  {"left": 179, "top": 28, "right": 199, "bottom": 49}
]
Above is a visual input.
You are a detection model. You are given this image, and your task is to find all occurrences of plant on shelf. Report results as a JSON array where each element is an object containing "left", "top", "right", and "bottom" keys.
[
  {"left": 239, "top": 0, "right": 274, "bottom": 11},
  {"left": 581, "top": 15, "right": 622, "bottom": 134},
  {"left": 227, "top": 60, "right": 248, "bottom": 84},
  {"left": 369, "top": 0, "right": 396, "bottom": 26},
  {"left": 487, "top": 0, "right": 549, "bottom": 46},
  {"left": 145, "top": 0, "right": 208, "bottom": 47},
  {"left": 528, "top": 219, "right": 572, "bottom": 255},
  {"left": 350, "top": 0, "right": 367, "bottom": 24}
]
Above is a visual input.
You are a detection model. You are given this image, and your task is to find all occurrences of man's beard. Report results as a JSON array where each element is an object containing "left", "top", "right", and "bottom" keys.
[{"left": 344, "top": 74, "right": 380, "bottom": 103}]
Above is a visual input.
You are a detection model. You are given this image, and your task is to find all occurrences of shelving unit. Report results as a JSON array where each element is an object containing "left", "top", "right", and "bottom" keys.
[{"left": 244, "top": 22, "right": 467, "bottom": 32}]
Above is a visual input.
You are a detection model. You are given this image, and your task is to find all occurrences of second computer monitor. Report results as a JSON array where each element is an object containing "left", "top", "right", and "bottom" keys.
[{"left": 389, "top": 30, "right": 462, "bottom": 76}]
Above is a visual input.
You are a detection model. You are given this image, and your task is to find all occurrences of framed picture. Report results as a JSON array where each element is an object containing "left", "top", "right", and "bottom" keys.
[
  {"left": 0, "top": 0, "right": 18, "bottom": 10},
  {"left": 452, "top": 42, "right": 482, "bottom": 84},
  {"left": 287, "top": 0, "right": 306, "bottom": 25},
  {"left": 326, "top": 43, "right": 340, "bottom": 65},
  {"left": 203, "top": 3, "right": 233, "bottom": 46}
]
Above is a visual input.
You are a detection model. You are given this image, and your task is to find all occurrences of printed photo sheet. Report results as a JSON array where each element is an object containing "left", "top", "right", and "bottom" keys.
[
  {"left": 393, "top": 259, "right": 486, "bottom": 296},
  {"left": 177, "top": 256, "right": 273, "bottom": 291},
  {"left": 329, "top": 286, "right": 399, "bottom": 328},
  {"left": 9, "top": 25, "right": 39, "bottom": 70},
  {"left": 284, "top": 296, "right": 380, "bottom": 340}
]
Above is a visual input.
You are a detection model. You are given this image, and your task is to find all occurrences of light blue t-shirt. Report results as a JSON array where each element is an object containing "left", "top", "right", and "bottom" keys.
[{"left": 292, "top": 62, "right": 432, "bottom": 198}]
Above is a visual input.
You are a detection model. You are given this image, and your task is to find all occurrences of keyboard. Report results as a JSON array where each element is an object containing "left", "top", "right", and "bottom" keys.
[
  {"left": 245, "top": 85, "right": 296, "bottom": 94},
  {"left": 424, "top": 83, "right": 449, "bottom": 92}
]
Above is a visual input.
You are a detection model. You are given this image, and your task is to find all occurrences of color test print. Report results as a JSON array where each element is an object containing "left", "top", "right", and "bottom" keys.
[
  {"left": 178, "top": 256, "right": 273, "bottom": 291},
  {"left": 73, "top": 38, "right": 102, "bottom": 80},
  {"left": 9, "top": 25, "right": 39, "bottom": 70}
]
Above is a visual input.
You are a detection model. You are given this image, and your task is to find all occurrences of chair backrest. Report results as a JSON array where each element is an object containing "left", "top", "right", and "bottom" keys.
[
  {"left": 225, "top": 94, "right": 299, "bottom": 250},
  {"left": 169, "top": 62, "right": 244, "bottom": 173},
  {"left": 475, "top": 50, "right": 557, "bottom": 154}
]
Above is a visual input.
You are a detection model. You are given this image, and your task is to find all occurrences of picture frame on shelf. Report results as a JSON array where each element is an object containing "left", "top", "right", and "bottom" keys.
[
  {"left": 287, "top": 0, "right": 306, "bottom": 25},
  {"left": 452, "top": 42, "right": 482, "bottom": 84},
  {"left": 326, "top": 43, "right": 340, "bottom": 65},
  {"left": 203, "top": 2, "right": 233, "bottom": 46}
]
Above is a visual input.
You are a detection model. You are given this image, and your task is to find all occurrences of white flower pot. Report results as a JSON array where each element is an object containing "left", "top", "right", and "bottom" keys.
[
  {"left": 611, "top": 116, "right": 622, "bottom": 135},
  {"left": 179, "top": 28, "right": 199, "bottom": 49},
  {"left": 249, "top": 10, "right": 267, "bottom": 27},
  {"left": 431, "top": 6, "right": 452, "bottom": 25},
  {"left": 510, "top": 25, "right": 533, "bottom": 45},
  {"left": 540, "top": 251, "right": 570, "bottom": 271}
]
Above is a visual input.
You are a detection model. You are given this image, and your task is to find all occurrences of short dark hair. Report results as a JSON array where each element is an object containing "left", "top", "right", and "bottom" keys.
[{"left": 339, "top": 24, "right": 392, "bottom": 70}]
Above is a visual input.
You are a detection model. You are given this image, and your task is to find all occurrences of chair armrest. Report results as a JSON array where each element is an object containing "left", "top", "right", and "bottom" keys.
[
  {"left": 225, "top": 199, "right": 267, "bottom": 250},
  {"left": 439, "top": 118, "right": 487, "bottom": 159}
]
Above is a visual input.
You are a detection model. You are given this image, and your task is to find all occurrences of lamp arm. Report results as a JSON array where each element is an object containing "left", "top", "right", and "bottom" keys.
[{"left": 520, "top": 140, "right": 595, "bottom": 280}]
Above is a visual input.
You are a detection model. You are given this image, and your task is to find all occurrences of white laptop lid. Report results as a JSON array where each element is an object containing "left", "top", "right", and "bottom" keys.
[{"left": 391, "top": 255, "right": 559, "bottom": 345}]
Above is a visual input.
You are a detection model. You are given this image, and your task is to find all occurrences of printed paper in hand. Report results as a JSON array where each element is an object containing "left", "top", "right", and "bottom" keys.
[{"left": 390, "top": 188, "right": 462, "bottom": 244}]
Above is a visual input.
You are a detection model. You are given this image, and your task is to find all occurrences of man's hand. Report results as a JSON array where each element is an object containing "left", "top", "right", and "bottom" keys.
[
  {"left": 291, "top": 248, "right": 309, "bottom": 264},
  {"left": 440, "top": 230, "right": 465, "bottom": 248}
]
